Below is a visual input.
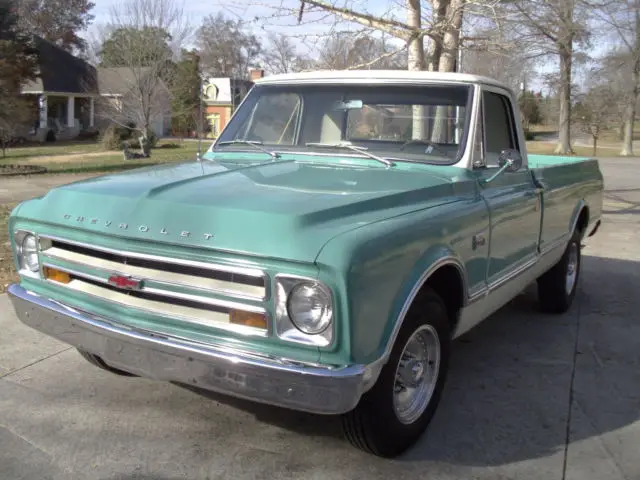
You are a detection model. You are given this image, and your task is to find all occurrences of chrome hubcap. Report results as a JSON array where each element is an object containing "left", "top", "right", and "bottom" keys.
[
  {"left": 393, "top": 325, "right": 440, "bottom": 425},
  {"left": 565, "top": 243, "right": 578, "bottom": 295}
]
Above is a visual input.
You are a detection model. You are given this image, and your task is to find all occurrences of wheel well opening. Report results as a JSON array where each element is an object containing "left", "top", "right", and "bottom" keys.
[
  {"left": 576, "top": 207, "right": 589, "bottom": 236},
  {"left": 417, "top": 265, "right": 464, "bottom": 332}
]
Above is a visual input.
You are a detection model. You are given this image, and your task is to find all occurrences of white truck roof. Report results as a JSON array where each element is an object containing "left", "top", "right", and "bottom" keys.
[{"left": 255, "top": 70, "right": 514, "bottom": 95}]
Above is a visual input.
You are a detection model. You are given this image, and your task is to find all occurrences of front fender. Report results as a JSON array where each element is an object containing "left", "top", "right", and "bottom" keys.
[{"left": 314, "top": 197, "right": 486, "bottom": 367}]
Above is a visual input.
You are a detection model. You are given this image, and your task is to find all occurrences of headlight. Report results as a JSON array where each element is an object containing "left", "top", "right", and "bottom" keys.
[
  {"left": 287, "top": 282, "right": 333, "bottom": 334},
  {"left": 275, "top": 276, "right": 334, "bottom": 346},
  {"left": 16, "top": 231, "right": 40, "bottom": 273}
]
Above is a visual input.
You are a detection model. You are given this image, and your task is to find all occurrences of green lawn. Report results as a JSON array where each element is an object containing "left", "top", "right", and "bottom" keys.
[
  {"left": 0, "top": 203, "right": 17, "bottom": 294},
  {"left": 1, "top": 140, "right": 104, "bottom": 160},
  {"left": 1, "top": 139, "right": 202, "bottom": 174},
  {"left": 525, "top": 141, "right": 620, "bottom": 157}
]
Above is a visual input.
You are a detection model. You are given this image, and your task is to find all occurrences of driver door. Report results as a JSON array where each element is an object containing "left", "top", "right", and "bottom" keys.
[{"left": 475, "top": 87, "right": 542, "bottom": 288}]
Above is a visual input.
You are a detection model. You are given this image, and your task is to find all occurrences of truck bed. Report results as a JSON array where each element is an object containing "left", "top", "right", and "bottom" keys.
[{"left": 528, "top": 154, "right": 594, "bottom": 168}]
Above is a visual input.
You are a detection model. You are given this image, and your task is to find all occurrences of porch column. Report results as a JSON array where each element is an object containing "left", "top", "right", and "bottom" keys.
[
  {"left": 38, "top": 95, "right": 48, "bottom": 129},
  {"left": 67, "top": 96, "right": 75, "bottom": 127},
  {"left": 89, "top": 97, "right": 95, "bottom": 127}
]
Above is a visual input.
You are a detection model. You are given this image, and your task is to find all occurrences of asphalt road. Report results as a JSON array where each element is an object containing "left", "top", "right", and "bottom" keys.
[{"left": 1, "top": 158, "right": 639, "bottom": 479}]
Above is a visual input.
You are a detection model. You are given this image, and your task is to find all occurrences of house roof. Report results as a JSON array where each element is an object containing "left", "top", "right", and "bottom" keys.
[
  {"left": 21, "top": 35, "right": 98, "bottom": 95},
  {"left": 97, "top": 67, "right": 170, "bottom": 97},
  {"left": 97, "top": 67, "right": 147, "bottom": 96},
  {"left": 256, "top": 70, "right": 514, "bottom": 95}
]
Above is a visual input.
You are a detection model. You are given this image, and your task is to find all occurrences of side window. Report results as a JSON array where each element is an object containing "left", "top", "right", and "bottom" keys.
[
  {"left": 482, "top": 91, "right": 518, "bottom": 167},
  {"left": 243, "top": 93, "right": 301, "bottom": 145}
]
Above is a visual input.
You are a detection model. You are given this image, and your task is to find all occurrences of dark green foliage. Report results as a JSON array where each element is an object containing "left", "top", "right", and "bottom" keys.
[
  {"left": 100, "top": 27, "right": 173, "bottom": 69},
  {"left": 169, "top": 49, "right": 202, "bottom": 137},
  {"left": 0, "top": 0, "right": 39, "bottom": 156},
  {"left": 15, "top": 0, "right": 95, "bottom": 53},
  {"left": 518, "top": 90, "right": 542, "bottom": 127}
]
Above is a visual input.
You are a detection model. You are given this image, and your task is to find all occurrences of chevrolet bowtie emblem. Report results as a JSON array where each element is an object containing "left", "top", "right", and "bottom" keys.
[{"left": 108, "top": 274, "right": 143, "bottom": 291}]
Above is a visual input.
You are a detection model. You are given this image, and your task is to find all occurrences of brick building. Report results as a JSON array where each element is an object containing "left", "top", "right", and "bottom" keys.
[{"left": 202, "top": 69, "right": 265, "bottom": 138}]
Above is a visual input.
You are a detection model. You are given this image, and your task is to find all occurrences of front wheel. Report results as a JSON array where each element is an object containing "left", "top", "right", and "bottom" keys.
[
  {"left": 537, "top": 229, "right": 581, "bottom": 313},
  {"left": 341, "top": 287, "right": 450, "bottom": 457}
]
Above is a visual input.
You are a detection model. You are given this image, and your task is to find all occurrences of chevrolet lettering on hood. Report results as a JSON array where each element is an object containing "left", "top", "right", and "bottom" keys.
[{"left": 62, "top": 213, "right": 214, "bottom": 240}]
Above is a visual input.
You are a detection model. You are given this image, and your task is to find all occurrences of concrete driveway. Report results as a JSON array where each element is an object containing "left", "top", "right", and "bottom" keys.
[{"left": 1, "top": 159, "right": 639, "bottom": 479}]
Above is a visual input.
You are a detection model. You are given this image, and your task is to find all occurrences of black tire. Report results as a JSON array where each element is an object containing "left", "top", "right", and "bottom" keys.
[
  {"left": 77, "top": 349, "right": 138, "bottom": 377},
  {"left": 341, "top": 286, "right": 451, "bottom": 457},
  {"left": 537, "top": 229, "right": 581, "bottom": 313}
]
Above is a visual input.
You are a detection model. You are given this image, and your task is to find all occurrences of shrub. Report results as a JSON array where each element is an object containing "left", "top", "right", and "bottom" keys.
[
  {"left": 524, "top": 128, "right": 535, "bottom": 141},
  {"left": 100, "top": 125, "right": 123, "bottom": 150},
  {"left": 100, "top": 123, "right": 140, "bottom": 150}
]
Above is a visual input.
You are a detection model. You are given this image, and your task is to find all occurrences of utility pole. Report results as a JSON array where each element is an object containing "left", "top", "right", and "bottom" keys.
[{"left": 197, "top": 75, "right": 203, "bottom": 161}]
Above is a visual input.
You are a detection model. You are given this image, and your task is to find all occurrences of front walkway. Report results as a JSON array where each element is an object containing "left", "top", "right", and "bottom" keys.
[{"left": 0, "top": 173, "right": 98, "bottom": 205}]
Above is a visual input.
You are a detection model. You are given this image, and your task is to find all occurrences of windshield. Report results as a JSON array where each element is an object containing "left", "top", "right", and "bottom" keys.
[{"left": 212, "top": 83, "right": 473, "bottom": 165}]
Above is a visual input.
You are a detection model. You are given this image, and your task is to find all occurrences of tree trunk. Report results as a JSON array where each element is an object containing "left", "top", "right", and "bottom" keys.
[
  {"left": 430, "top": 0, "right": 463, "bottom": 143},
  {"left": 141, "top": 125, "right": 153, "bottom": 157},
  {"left": 554, "top": 46, "right": 573, "bottom": 154},
  {"left": 407, "top": 0, "right": 425, "bottom": 71},
  {"left": 618, "top": 121, "right": 625, "bottom": 141},
  {"left": 426, "top": 0, "right": 449, "bottom": 71},
  {"left": 438, "top": 0, "right": 463, "bottom": 73},
  {"left": 408, "top": 0, "right": 426, "bottom": 139},
  {"left": 621, "top": 8, "right": 640, "bottom": 156},
  {"left": 592, "top": 136, "right": 597, "bottom": 157},
  {"left": 621, "top": 100, "right": 637, "bottom": 156}
]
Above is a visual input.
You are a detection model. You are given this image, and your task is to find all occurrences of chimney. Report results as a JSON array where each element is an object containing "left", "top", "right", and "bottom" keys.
[{"left": 249, "top": 68, "right": 265, "bottom": 82}]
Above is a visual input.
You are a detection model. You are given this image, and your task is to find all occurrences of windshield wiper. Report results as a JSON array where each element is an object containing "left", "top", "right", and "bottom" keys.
[
  {"left": 305, "top": 142, "right": 395, "bottom": 167},
  {"left": 216, "top": 140, "right": 281, "bottom": 159}
]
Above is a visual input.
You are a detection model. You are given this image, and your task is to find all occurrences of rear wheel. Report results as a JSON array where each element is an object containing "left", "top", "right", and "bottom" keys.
[
  {"left": 77, "top": 349, "right": 138, "bottom": 377},
  {"left": 537, "top": 229, "right": 581, "bottom": 313},
  {"left": 341, "top": 287, "right": 450, "bottom": 457}
]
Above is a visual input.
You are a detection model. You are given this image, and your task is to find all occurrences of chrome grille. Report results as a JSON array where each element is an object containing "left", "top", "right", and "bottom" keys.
[{"left": 37, "top": 235, "right": 269, "bottom": 336}]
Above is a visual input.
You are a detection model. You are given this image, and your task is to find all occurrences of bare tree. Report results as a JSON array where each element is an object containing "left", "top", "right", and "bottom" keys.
[
  {"left": 195, "top": 13, "right": 261, "bottom": 79},
  {"left": 461, "top": 26, "right": 537, "bottom": 93},
  {"left": 260, "top": 32, "right": 308, "bottom": 74},
  {"left": 574, "top": 79, "right": 618, "bottom": 156},
  {"left": 594, "top": 1, "right": 640, "bottom": 156},
  {"left": 314, "top": 32, "right": 406, "bottom": 70},
  {"left": 95, "top": 0, "right": 191, "bottom": 155},
  {"left": 498, "top": 0, "right": 597, "bottom": 154},
  {"left": 237, "top": 0, "right": 503, "bottom": 73}
]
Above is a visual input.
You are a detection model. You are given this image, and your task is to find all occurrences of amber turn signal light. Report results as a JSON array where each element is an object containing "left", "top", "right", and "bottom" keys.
[
  {"left": 229, "top": 309, "right": 267, "bottom": 329},
  {"left": 43, "top": 266, "right": 71, "bottom": 284}
]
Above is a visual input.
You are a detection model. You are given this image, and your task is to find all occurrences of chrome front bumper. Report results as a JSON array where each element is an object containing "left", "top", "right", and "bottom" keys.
[{"left": 7, "top": 284, "right": 367, "bottom": 415}]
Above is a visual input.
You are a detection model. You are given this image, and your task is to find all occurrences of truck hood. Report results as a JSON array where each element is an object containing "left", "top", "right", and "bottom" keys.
[{"left": 17, "top": 159, "right": 468, "bottom": 262}]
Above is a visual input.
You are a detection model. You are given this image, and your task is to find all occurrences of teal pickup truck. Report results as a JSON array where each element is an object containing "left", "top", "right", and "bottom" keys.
[{"left": 7, "top": 71, "right": 603, "bottom": 457}]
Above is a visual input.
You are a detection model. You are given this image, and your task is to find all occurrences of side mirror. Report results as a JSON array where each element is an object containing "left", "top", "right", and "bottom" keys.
[
  {"left": 498, "top": 149, "right": 523, "bottom": 172},
  {"left": 482, "top": 149, "right": 523, "bottom": 184}
]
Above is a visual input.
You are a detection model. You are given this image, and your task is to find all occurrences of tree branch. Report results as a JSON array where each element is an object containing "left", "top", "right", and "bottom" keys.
[{"left": 298, "top": 0, "right": 417, "bottom": 40}]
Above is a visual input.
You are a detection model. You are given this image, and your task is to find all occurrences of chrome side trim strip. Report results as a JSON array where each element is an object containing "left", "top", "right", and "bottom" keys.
[
  {"left": 568, "top": 201, "right": 587, "bottom": 237},
  {"left": 540, "top": 233, "right": 570, "bottom": 256},
  {"left": 381, "top": 255, "right": 467, "bottom": 364},
  {"left": 487, "top": 255, "right": 538, "bottom": 293},
  {"left": 39, "top": 234, "right": 265, "bottom": 279}
]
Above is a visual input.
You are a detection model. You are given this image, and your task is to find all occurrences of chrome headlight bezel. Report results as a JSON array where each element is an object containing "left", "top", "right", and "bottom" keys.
[
  {"left": 14, "top": 230, "right": 40, "bottom": 275},
  {"left": 275, "top": 275, "right": 334, "bottom": 347}
]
